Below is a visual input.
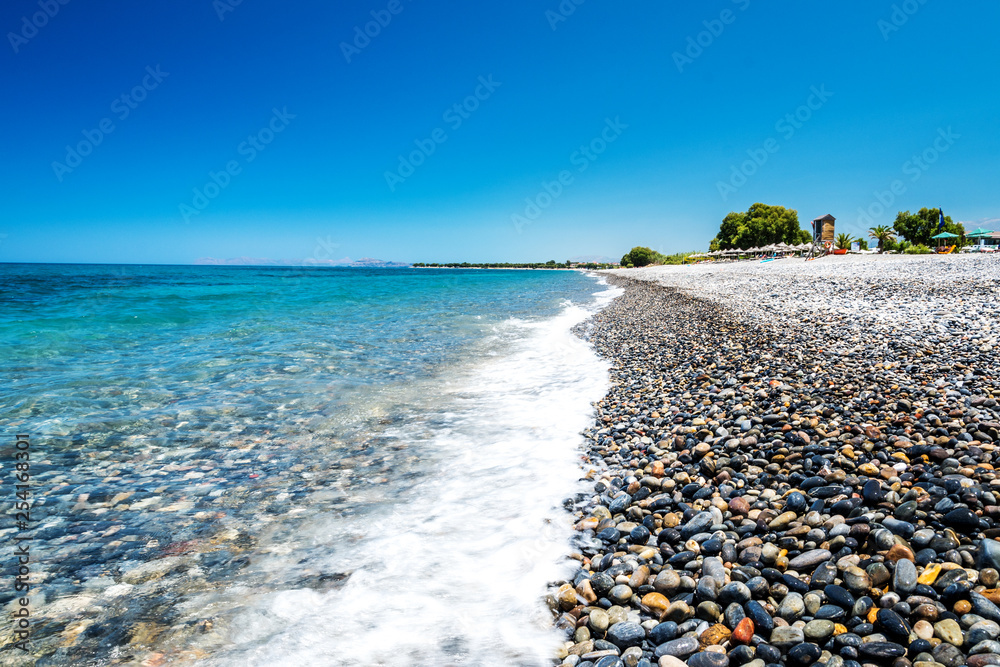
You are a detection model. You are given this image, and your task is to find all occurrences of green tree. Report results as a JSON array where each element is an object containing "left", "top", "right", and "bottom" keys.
[
  {"left": 713, "top": 203, "right": 809, "bottom": 249},
  {"left": 893, "top": 208, "right": 964, "bottom": 247},
  {"left": 620, "top": 247, "right": 659, "bottom": 267},
  {"left": 835, "top": 233, "right": 854, "bottom": 250},
  {"left": 717, "top": 211, "right": 748, "bottom": 249},
  {"left": 868, "top": 225, "right": 896, "bottom": 252}
]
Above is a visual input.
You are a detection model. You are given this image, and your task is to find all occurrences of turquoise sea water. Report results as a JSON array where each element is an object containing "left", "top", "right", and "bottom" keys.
[{"left": 0, "top": 265, "right": 617, "bottom": 666}]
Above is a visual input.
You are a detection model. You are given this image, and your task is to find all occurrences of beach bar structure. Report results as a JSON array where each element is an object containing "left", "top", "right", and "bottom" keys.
[
  {"left": 967, "top": 228, "right": 1000, "bottom": 249},
  {"left": 813, "top": 214, "right": 836, "bottom": 245}
]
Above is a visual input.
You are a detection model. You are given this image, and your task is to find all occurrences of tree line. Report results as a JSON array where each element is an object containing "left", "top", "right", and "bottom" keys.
[
  {"left": 834, "top": 209, "right": 965, "bottom": 254},
  {"left": 412, "top": 260, "right": 616, "bottom": 269},
  {"left": 707, "top": 203, "right": 967, "bottom": 254}
]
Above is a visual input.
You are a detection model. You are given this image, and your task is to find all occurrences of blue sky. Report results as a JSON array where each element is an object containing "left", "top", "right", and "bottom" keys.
[{"left": 2, "top": 1, "right": 998, "bottom": 264}]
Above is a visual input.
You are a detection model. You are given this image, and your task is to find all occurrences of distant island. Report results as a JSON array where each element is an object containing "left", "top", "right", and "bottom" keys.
[{"left": 194, "top": 257, "right": 410, "bottom": 268}]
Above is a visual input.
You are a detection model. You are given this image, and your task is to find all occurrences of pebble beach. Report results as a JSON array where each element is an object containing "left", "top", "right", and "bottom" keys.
[{"left": 553, "top": 254, "right": 1000, "bottom": 667}]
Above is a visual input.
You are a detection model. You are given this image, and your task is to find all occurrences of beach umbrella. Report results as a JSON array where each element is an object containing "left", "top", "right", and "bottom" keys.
[
  {"left": 967, "top": 228, "right": 993, "bottom": 238},
  {"left": 931, "top": 231, "right": 959, "bottom": 240}
]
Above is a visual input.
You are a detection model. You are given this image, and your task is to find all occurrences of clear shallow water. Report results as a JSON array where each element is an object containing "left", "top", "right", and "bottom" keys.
[{"left": 0, "top": 265, "right": 619, "bottom": 666}]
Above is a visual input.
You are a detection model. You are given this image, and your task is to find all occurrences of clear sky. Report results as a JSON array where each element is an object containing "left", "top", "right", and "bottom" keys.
[{"left": 2, "top": 1, "right": 998, "bottom": 264}]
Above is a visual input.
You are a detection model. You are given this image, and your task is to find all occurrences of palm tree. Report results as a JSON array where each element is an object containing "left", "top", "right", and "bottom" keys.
[
  {"left": 868, "top": 225, "right": 896, "bottom": 252},
  {"left": 835, "top": 233, "right": 854, "bottom": 250}
]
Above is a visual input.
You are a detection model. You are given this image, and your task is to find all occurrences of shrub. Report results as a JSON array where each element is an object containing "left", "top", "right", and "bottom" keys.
[{"left": 904, "top": 244, "right": 932, "bottom": 255}]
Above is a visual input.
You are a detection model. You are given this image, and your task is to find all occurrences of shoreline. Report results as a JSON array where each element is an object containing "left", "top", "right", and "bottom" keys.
[{"left": 553, "top": 256, "right": 1000, "bottom": 667}]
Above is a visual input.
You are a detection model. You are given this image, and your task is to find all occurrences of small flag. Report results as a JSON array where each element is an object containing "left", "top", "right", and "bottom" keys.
[{"left": 938, "top": 209, "right": 945, "bottom": 230}]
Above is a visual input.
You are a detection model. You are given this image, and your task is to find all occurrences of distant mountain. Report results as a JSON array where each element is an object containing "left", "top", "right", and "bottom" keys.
[
  {"left": 959, "top": 217, "right": 1000, "bottom": 230},
  {"left": 194, "top": 257, "right": 410, "bottom": 267}
]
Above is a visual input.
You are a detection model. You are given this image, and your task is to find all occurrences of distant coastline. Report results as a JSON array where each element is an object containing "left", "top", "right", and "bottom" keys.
[
  {"left": 413, "top": 266, "right": 577, "bottom": 270},
  {"left": 413, "top": 261, "right": 616, "bottom": 270}
]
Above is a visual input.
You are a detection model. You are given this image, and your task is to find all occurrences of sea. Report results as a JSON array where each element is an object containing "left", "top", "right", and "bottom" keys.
[{"left": 0, "top": 264, "right": 620, "bottom": 666}]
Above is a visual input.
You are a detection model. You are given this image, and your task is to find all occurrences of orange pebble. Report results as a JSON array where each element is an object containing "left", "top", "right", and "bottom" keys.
[{"left": 733, "top": 617, "right": 755, "bottom": 644}]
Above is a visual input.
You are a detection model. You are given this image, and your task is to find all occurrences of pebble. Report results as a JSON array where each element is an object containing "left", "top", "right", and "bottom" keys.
[
  {"left": 788, "top": 549, "right": 832, "bottom": 571},
  {"left": 770, "top": 627, "right": 805, "bottom": 648},
  {"left": 657, "top": 657, "right": 688, "bottom": 667},
  {"left": 804, "top": 620, "right": 835, "bottom": 640},
  {"left": 894, "top": 559, "right": 917, "bottom": 595},
  {"left": 934, "top": 619, "right": 964, "bottom": 646},
  {"left": 688, "top": 652, "right": 730, "bottom": 667},
  {"left": 655, "top": 637, "right": 699, "bottom": 659},
  {"left": 590, "top": 609, "right": 610, "bottom": 632},
  {"left": 787, "top": 643, "right": 822, "bottom": 665},
  {"left": 606, "top": 622, "right": 646, "bottom": 649},
  {"left": 551, "top": 264, "right": 1000, "bottom": 667},
  {"left": 609, "top": 585, "right": 633, "bottom": 606}
]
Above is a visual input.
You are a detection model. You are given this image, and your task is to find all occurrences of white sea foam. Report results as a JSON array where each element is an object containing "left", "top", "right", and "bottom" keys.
[{"left": 204, "top": 278, "right": 623, "bottom": 666}]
